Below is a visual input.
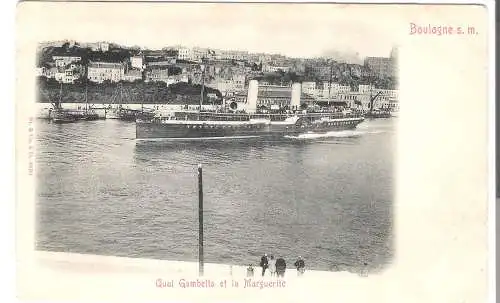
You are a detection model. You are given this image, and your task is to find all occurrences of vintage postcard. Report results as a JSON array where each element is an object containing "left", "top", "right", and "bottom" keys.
[{"left": 15, "top": 1, "right": 493, "bottom": 302}]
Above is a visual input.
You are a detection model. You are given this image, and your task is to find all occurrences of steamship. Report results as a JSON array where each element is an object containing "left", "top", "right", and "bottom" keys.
[{"left": 135, "top": 80, "right": 365, "bottom": 140}]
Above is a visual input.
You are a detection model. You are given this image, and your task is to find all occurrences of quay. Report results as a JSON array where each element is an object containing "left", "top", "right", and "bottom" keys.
[{"left": 19, "top": 251, "right": 386, "bottom": 302}]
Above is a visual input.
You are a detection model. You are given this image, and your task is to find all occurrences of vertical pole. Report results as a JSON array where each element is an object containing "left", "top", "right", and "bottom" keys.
[
  {"left": 328, "top": 59, "right": 333, "bottom": 107},
  {"left": 198, "top": 164, "right": 204, "bottom": 276},
  {"left": 200, "top": 62, "right": 205, "bottom": 119}
]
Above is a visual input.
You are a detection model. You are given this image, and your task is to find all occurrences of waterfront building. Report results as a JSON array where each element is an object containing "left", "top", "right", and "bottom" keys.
[
  {"left": 336, "top": 92, "right": 361, "bottom": 108},
  {"left": 87, "top": 61, "right": 125, "bottom": 83},
  {"left": 339, "top": 85, "right": 350, "bottom": 93},
  {"left": 301, "top": 81, "right": 316, "bottom": 95},
  {"left": 353, "top": 88, "right": 399, "bottom": 110},
  {"left": 321, "top": 82, "right": 339, "bottom": 98},
  {"left": 358, "top": 84, "right": 374, "bottom": 94},
  {"left": 319, "top": 82, "right": 351, "bottom": 99},
  {"left": 254, "top": 83, "right": 315, "bottom": 110}
]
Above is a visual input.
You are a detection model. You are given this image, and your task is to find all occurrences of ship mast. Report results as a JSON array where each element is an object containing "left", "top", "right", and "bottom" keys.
[
  {"left": 57, "top": 82, "right": 63, "bottom": 109},
  {"left": 85, "top": 82, "right": 88, "bottom": 112},
  {"left": 199, "top": 57, "right": 206, "bottom": 119},
  {"left": 119, "top": 83, "right": 123, "bottom": 109},
  {"left": 141, "top": 82, "right": 145, "bottom": 113},
  {"left": 328, "top": 58, "right": 333, "bottom": 107}
]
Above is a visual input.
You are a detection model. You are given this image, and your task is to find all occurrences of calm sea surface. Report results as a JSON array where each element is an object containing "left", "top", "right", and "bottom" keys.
[{"left": 35, "top": 118, "right": 395, "bottom": 273}]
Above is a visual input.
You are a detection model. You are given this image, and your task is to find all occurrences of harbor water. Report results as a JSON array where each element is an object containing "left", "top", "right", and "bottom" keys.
[{"left": 35, "top": 118, "right": 395, "bottom": 273}]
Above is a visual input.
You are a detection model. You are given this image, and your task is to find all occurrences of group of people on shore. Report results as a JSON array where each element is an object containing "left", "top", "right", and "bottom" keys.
[{"left": 246, "top": 254, "right": 305, "bottom": 278}]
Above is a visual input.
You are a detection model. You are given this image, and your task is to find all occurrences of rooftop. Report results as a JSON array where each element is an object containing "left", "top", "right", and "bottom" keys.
[{"left": 88, "top": 61, "right": 124, "bottom": 69}]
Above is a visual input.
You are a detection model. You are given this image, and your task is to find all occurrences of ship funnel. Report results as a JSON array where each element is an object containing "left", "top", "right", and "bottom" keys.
[
  {"left": 246, "top": 80, "right": 258, "bottom": 113},
  {"left": 291, "top": 83, "right": 301, "bottom": 110}
]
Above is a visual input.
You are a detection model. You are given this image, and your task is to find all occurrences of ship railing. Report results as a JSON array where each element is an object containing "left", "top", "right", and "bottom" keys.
[{"left": 141, "top": 111, "right": 365, "bottom": 123}]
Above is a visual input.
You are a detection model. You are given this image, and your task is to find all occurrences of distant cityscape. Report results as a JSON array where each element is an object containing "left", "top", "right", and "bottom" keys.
[{"left": 36, "top": 40, "right": 399, "bottom": 110}]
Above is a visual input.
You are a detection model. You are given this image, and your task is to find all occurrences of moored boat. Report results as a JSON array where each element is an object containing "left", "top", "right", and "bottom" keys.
[
  {"left": 106, "top": 106, "right": 138, "bottom": 121},
  {"left": 49, "top": 83, "right": 79, "bottom": 123},
  {"left": 364, "top": 109, "right": 392, "bottom": 119},
  {"left": 51, "top": 109, "right": 78, "bottom": 123}
]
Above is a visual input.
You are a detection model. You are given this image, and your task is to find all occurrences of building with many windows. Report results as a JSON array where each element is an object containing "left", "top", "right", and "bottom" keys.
[
  {"left": 87, "top": 61, "right": 125, "bottom": 83},
  {"left": 123, "top": 69, "right": 143, "bottom": 82},
  {"left": 176, "top": 47, "right": 192, "bottom": 61},
  {"left": 220, "top": 50, "right": 249, "bottom": 61},
  {"left": 191, "top": 47, "right": 210, "bottom": 62},
  {"left": 145, "top": 67, "right": 169, "bottom": 82},
  {"left": 214, "top": 74, "right": 246, "bottom": 94},
  {"left": 262, "top": 64, "right": 291, "bottom": 73}
]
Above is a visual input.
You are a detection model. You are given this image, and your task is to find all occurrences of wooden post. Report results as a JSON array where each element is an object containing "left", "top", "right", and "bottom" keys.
[{"left": 198, "top": 164, "right": 204, "bottom": 276}]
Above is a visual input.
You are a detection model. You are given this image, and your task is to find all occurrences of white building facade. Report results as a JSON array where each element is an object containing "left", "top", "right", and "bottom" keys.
[
  {"left": 87, "top": 61, "right": 125, "bottom": 83},
  {"left": 130, "top": 56, "right": 144, "bottom": 70}
]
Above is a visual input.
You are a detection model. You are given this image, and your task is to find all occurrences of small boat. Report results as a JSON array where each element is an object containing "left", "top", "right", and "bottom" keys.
[
  {"left": 106, "top": 83, "right": 141, "bottom": 121},
  {"left": 106, "top": 106, "right": 138, "bottom": 121},
  {"left": 51, "top": 109, "right": 78, "bottom": 123},
  {"left": 50, "top": 83, "right": 78, "bottom": 123},
  {"left": 365, "top": 109, "right": 392, "bottom": 119},
  {"left": 82, "top": 110, "right": 100, "bottom": 120},
  {"left": 82, "top": 83, "right": 101, "bottom": 120}
]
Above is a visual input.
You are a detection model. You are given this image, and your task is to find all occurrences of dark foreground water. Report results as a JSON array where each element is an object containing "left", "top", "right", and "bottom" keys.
[{"left": 35, "top": 118, "right": 395, "bottom": 273}]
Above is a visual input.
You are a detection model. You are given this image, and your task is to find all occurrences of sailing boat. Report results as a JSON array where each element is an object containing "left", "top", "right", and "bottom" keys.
[
  {"left": 82, "top": 83, "right": 100, "bottom": 120},
  {"left": 106, "top": 83, "right": 137, "bottom": 121},
  {"left": 51, "top": 83, "right": 78, "bottom": 123},
  {"left": 136, "top": 82, "right": 156, "bottom": 120}
]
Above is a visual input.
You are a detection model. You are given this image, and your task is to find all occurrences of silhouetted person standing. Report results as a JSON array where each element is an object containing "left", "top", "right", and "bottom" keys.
[
  {"left": 247, "top": 264, "right": 255, "bottom": 277},
  {"left": 268, "top": 255, "right": 277, "bottom": 277},
  {"left": 275, "top": 257, "right": 286, "bottom": 278},
  {"left": 294, "top": 256, "right": 305, "bottom": 276},
  {"left": 260, "top": 254, "right": 269, "bottom": 277}
]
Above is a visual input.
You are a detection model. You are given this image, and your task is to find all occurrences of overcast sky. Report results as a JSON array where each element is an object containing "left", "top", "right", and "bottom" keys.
[{"left": 23, "top": 2, "right": 397, "bottom": 60}]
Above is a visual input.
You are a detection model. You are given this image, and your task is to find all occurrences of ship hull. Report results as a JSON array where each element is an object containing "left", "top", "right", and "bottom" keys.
[
  {"left": 136, "top": 117, "right": 364, "bottom": 140},
  {"left": 107, "top": 108, "right": 138, "bottom": 121}
]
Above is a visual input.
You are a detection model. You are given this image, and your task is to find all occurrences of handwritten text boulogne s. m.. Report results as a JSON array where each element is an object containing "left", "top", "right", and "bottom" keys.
[{"left": 409, "top": 23, "right": 478, "bottom": 36}]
